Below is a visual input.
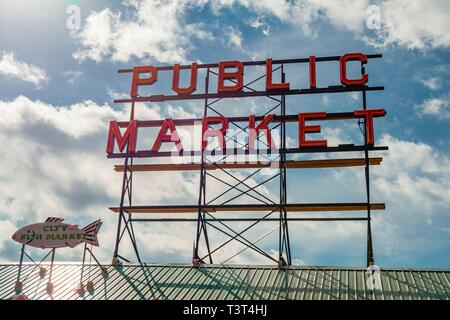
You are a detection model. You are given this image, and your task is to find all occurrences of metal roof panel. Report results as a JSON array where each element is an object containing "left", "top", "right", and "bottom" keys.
[{"left": 1, "top": 263, "right": 449, "bottom": 300}]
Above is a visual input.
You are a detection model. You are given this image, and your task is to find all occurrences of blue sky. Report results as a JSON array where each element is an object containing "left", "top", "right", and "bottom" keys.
[{"left": 0, "top": 0, "right": 449, "bottom": 269}]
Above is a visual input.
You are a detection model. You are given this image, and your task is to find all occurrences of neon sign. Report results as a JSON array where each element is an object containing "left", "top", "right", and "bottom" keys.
[
  {"left": 107, "top": 52, "right": 388, "bottom": 267},
  {"left": 128, "top": 53, "right": 369, "bottom": 98},
  {"left": 106, "top": 53, "right": 386, "bottom": 158}
]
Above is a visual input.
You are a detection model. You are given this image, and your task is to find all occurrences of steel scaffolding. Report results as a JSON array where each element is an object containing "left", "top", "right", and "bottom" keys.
[{"left": 109, "top": 54, "right": 387, "bottom": 268}]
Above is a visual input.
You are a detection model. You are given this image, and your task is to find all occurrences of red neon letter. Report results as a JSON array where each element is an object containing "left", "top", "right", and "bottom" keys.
[
  {"left": 248, "top": 114, "right": 275, "bottom": 150},
  {"left": 340, "top": 53, "right": 368, "bottom": 86},
  {"left": 217, "top": 61, "right": 243, "bottom": 93},
  {"left": 309, "top": 56, "right": 316, "bottom": 89},
  {"left": 130, "top": 66, "right": 158, "bottom": 97},
  {"left": 298, "top": 112, "right": 327, "bottom": 147},
  {"left": 172, "top": 63, "right": 198, "bottom": 95},
  {"left": 151, "top": 118, "right": 183, "bottom": 152},
  {"left": 353, "top": 109, "right": 386, "bottom": 145},
  {"left": 202, "top": 116, "right": 229, "bottom": 150},
  {"left": 266, "top": 59, "right": 290, "bottom": 90},
  {"left": 106, "top": 120, "right": 138, "bottom": 154}
]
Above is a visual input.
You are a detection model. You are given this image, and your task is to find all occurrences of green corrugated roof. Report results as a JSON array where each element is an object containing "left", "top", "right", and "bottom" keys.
[{"left": 1, "top": 264, "right": 449, "bottom": 300}]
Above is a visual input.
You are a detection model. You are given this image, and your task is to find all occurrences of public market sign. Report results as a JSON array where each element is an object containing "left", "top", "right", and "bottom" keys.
[
  {"left": 12, "top": 217, "right": 102, "bottom": 249},
  {"left": 106, "top": 53, "right": 385, "bottom": 158}
]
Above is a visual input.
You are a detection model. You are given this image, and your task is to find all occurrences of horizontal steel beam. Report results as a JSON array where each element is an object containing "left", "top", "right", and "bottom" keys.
[
  {"left": 131, "top": 217, "right": 369, "bottom": 222},
  {"left": 107, "top": 145, "right": 389, "bottom": 159},
  {"left": 109, "top": 203, "right": 386, "bottom": 214},
  {"left": 113, "top": 86, "right": 384, "bottom": 104},
  {"left": 114, "top": 157, "right": 383, "bottom": 172}
]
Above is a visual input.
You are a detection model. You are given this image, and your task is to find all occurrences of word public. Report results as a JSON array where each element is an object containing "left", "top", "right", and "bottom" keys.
[{"left": 129, "top": 53, "right": 370, "bottom": 97}]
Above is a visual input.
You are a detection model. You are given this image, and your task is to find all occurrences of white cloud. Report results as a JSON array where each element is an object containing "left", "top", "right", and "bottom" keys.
[
  {"left": 62, "top": 70, "right": 83, "bottom": 84},
  {"left": 321, "top": 127, "right": 350, "bottom": 146},
  {"left": 0, "top": 51, "right": 48, "bottom": 88},
  {"left": 213, "top": 0, "right": 369, "bottom": 36},
  {"left": 415, "top": 92, "right": 450, "bottom": 119},
  {"left": 214, "top": 0, "right": 450, "bottom": 50},
  {"left": 309, "top": 0, "right": 369, "bottom": 33},
  {"left": 0, "top": 220, "right": 17, "bottom": 251},
  {"left": 0, "top": 96, "right": 129, "bottom": 219},
  {"left": 73, "top": 0, "right": 213, "bottom": 64},
  {"left": 226, "top": 26, "right": 243, "bottom": 49},
  {"left": 185, "top": 23, "right": 215, "bottom": 41},
  {"left": 248, "top": 16, "right": 263, "bottom": 29},
  {"left": 73, "top": 0, "right": 381, "bottom": 63},
  {"left": 367, "top": 134, "right": 450, "bottom": 264},
  {"left": 106, "top": 87, "right": 130, "bottom": 100},
  {"left": 0, "top": 95, "right": 119, "bottom": 139},
  {"left": 348, "top": 92, "right": 360, "bottom": 102},
  {"left": 416, "top": 77, "right": 441, "bottom": 91},
  {"left": 247, "top": 16, "right": 270, "bottom": 36},
  {"left": 73, "top": 8, "right": 117, "bottom": 62},
  {"left": 376, "top": 135, "right": 450, "bottom": 175},
  {"left": 166, "top": 104, "right": 198, "bottom": 119},
  {"left": 373, "top": 135, "right": 450, "bottom": 212},
  {"left": 0, "top": 95, "right": 199, "bottom": 262},
  {"left": 321, "top": 95, "right": 329, "bottom": 106},
  {"left": 361, "top": 0, "right": 450, "bottom": 50},
  {"left": 71, "top": 0, "right": 450, "bottom": 66}
]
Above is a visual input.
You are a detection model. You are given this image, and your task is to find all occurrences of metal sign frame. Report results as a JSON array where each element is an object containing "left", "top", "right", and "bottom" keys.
[{"left": 109, "top": 53, "right": 387, "bottom": 268}]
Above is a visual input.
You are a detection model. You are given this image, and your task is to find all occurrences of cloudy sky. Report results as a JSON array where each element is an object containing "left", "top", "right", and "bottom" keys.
[{"left": 0, "top": 0, "right": 449, "bottom": 269}]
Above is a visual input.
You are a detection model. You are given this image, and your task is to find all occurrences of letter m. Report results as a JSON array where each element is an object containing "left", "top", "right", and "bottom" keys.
[{"left": 106, "top": 120, "right": 138, "bottom": 154}]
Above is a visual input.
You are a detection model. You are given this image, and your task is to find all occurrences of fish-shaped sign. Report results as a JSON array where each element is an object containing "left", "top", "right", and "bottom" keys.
[{"left": 11, "top": 217, "right": 102, "bottom": 249}]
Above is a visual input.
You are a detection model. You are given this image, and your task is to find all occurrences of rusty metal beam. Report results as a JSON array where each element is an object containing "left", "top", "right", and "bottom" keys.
[{"left": 114, "top": 157, "right": 383, "bottom": 172}]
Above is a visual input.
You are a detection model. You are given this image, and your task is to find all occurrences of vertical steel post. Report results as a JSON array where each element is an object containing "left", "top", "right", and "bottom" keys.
[
  {"left": 49, "top": 249, "right": 55, "bottom": 281},
  {"left": 15, "top": 244, "right": 25, "bottom": 292},
  {"left": 112, "top": 156, "right": 127, "bottom": 264},
  {"left": 361, "top": 63, "right": 375, "bottom": 267},
  {"left": 113, "top": 102, "right": 136, "bottom": 264},
  {"left": 278, "top": 67, "right": 284, "bottom": 266},
  {"left": 46, "top": 248, "right": 56, "bottom": 295},
  {"left": 17, "top": 244, "right": 25, "bottom": 280},
  {"left": 278, "top": 65, "right": 291, "bottom": 267},
  {"left": 126, "top": 101, "right": 142, "bottom": 264},
  {"left": 194, "top": 67, "right": 212, "bottom": 265},
  {"left": 282, "top": 72, "right": 292, "bottom": 266},
  {"left": 79, "top": 242, "right": 87, "bottom": 289}
]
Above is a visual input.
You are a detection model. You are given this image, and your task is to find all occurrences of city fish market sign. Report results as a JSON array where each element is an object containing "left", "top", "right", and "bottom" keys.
[
  {"left": 106, "top": 53, "right": 386, "bottom": 158},
  {"left": 12, "top": 217, "right": 102, "bottom": 249}
]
